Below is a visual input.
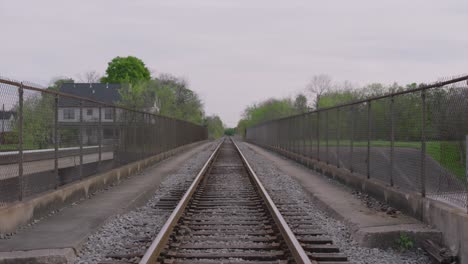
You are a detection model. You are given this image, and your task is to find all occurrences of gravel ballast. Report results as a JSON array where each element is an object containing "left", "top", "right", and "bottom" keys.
[
  {"left": 236, "top": 141, "right": 431, "bottom": 264},
  {"left": 75, "top": 141, "right": 219, "bottom": 264}
]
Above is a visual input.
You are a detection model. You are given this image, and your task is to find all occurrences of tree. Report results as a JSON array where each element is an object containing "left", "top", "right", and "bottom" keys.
[
  {"left": 113, "top": 73, "right": 206, "bottom": 125},
  {"left": 101, "top": 56, "right": 151, "bottom": 85},
  {"left": 118, "top": 82, "right": 152, "bottom": 111},
  {"left": 12, "top": 94, "right": 54, "bottom": 149},
  {"left": 204, "top": 115, "right": 224, "bottom": 139},
  {"left": 294, "top": 93, "right": 308, "bottom": 113},
  {"left": 78, "top": 71, "right": 102, "bottom": 83},
  {"left": 224, "top": 128, "right": 236, "bottom": 136},
  {"left": 306, "top": 74, "right": 332, "bottom": 109},
  {"left": 237, "top": 98, "right": 297, "bottom": 137},
  {"left": 151, "top": 74, "right": 204, "bottom": 125},
  {"left": 318, "top": 90, "right": 359, "bottom": 108}
]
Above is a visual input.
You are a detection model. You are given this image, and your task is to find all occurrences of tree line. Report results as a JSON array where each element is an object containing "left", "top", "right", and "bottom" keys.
[
  {"left": 238, "top": 74, "right": 467, "bottom": 179},
  {"left": 237, "top": 74, "right": 468, "bottom": 143}
]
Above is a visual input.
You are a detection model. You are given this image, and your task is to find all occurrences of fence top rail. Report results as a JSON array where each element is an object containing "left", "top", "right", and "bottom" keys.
[
  {"left": 0, "top": 78, "right": 204, "bottom": 128},
  {"left": 248, "top": 74, "right": 468, "bottom": 129}
]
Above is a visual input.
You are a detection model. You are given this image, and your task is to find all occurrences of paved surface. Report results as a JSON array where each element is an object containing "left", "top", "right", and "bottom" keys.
[
  {"left": 0, "top": 141, "right": 213, "bottom": 263},
  {"left": 245, "top": 143, "right": 441, "bottom": 248}
]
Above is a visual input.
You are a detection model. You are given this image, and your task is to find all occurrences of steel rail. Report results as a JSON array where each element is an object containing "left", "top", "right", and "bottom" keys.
[
  {"left": 140, "top": 138, "right": 313, "bottom": 263},
  {"left": 232, "top": 138, "right": 314, "bottom": 264},
  {"left": 139, "top": 140, "right": 223, "bottom": 264}
]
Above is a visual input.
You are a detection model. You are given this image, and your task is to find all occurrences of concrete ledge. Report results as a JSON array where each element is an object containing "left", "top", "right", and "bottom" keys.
[
  {"left": 248, "top": 142, "right": 468, "bottom": 263},
  {"left": 355, "top": 224, "right": 441, "bottom": 249},
  {"left": 0, "top": 249, "right": 75, "bottom": 264},
  {"left": 0, "top": 141, "right": 207, "bottom": 234}
]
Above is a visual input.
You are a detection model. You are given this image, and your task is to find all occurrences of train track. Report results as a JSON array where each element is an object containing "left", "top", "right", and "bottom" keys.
[{"left": 139, "top": 138, "right": 349, "bottom": 264}]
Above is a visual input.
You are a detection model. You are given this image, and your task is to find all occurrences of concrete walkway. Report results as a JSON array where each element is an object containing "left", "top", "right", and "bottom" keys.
[
  {"left": 0, "top": 141, "right": 214, "bottom": 264},
  {"left": 243, "top": 142, "right": 441, "bottom": 249}
]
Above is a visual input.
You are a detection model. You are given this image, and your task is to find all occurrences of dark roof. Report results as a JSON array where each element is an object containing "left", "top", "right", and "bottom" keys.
[
  {"left": 58, "top": 83, "right": 122, "bottom": 106},
  {"left": 0, "top": 111, "right": 15, "bottom": 120}
]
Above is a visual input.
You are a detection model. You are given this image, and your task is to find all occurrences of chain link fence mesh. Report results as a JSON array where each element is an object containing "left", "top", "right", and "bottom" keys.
[
  {"left": 246, "top": 75, "right": 468, "bottom": 210},
  {"left": 0, "top": 78, "right": 207, "bottom": 206}
]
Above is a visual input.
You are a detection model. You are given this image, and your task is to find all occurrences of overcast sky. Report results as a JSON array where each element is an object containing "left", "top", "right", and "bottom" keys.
[{"left": 1, "top": 0, "right": 467, "bottom": 127}]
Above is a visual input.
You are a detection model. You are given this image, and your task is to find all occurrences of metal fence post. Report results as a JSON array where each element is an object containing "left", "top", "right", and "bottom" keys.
[
  {"left": 98, "top": 105, "right": 102, "bottom": 164},
  {"left": 302, "top": 115, "right": 306, "bottom": 161},
  {"left": 294, "top": 117, "right": 298, "bottom": 159},
  {"left": 308, "top": 114, "right": 313, "bottom": 161},
  {"left": 113, "top": 107, "right": 118, "bottom": 164},
  {"left": 134, "top": 114, "right": 138, "bottom": 159},
  {"left": 367, "top": 101, "right": 371, "bottom": 179},
  {"left": 297, "top": 117, "right": 301, "bottom": 158},
  {"left": 326, "top": 111, "right": 329, "bottom": 164},
  {"left": 350, "top": 106, "right": 355, "bottom": 173},
  {"left": 18, "top": 83, "right": 24, "bottom": 201},
  {"left": 421, "top": 90, "right": 426, "bottom": 197},
  {"left": 390, "top": 96, "right": 395, "bottom": 187},
  {"left": 317, "top": 112, "right": 320, "bottom": 161},
  {"left": 277, "top": 121, "right": 280, "bottom": 149},
  {"left": 287, "top": 118, "right": 291, "bottom": 155},
  {"left": 79, "top": 100, "right": 83, "bottom": 180},
  {"left": 54, "top": 94, "right": 59, "bottom": 189},
  {"left": 337, "top": 108, "right": 340, "bottom": 168},
  {"left": 301, "top": 114, "right": 308, "bottom": 160},
  {"left": 139, "top": 113, "right": 143, "bottom": 158},
  {"left": 156, "top": 116, "right": 160, "bottom": 154},
  {"left": 466, "top": 134, "right": 468, "bottom": 213},
  {"left": 1, "top": 104, "right": 5, "bottom": 138}
]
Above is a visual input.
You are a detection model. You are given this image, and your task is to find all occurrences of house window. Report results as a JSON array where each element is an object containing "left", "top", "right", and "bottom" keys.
[
  {"left": 103, "top": 128, "right": 113, "bottom": 139},
  {"left": 87, "top": 109, "right": 93, "bottom": 116},
  {"left": 104, "top": 108, "right": 113, "bottom": 120},
  {"left": 63, "top": 109, "right": 75, "bottom": 120}
]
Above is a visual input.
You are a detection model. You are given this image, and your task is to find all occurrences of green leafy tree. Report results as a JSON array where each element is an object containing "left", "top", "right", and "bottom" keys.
[
  {"left": 204, "top": 115, "right": 224, "bottom": 139},
  {"left": 237, "top": 98, "right": 297, "bottom": 137},
  {"left": 318, "top": 90, "right": 359, "bottom": 108},
  {"left": 224, "top": 128, "right": 236, "bottom": 136},
  {"left": 12, "top": 94, "right": 54, "bottom": 149},
  {"left": 101, "top": 56, "right": 151, "bottom": 85},
  {"left": 151, "top": 74, "right": 204, "bottom": 125},
  {"left": 118, "top": 82, "right": 153, "bottom": 111}
]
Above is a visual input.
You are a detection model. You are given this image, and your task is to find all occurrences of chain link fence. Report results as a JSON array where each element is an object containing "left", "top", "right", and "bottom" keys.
[
  {"left": 246, "top": 75, "right": 468, "bottom": 211},
  {"left": 0, "top": 77, "right": 207, "bottom": 206}
]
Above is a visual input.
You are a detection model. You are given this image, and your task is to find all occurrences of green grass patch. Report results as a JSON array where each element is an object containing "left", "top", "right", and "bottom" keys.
[{"left": 0, "top": 143, "right": 50, "bottom": 152}]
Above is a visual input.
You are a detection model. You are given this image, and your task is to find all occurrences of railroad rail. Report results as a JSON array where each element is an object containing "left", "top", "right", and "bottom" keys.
[{"left": 139, "top": 138, "right": 349, "bottom": 264}]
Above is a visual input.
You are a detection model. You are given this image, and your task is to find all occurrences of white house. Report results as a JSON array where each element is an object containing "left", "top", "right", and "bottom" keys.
[
  {"left": 0, "top": 110, "right": 15, "bottom": 133},
  {"left": 58, "top": 83, "right": 122, "bottom": 145}
]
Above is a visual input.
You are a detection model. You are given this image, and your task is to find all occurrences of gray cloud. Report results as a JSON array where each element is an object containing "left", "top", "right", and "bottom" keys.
[{"left": 1, "top": 0, "right": 467, "bottom": 127}]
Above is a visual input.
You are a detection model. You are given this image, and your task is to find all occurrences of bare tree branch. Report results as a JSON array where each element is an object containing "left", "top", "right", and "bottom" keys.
[
  {"left": 306, "top": 74, "right": 332, "bottom": 109},
  {"left": 78, "top": 71, "right": 102, "bottom": 83}
]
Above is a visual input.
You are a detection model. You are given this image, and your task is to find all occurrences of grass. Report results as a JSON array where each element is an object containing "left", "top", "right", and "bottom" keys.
[
  {"left": 396, "top": 233, "right": 414, "bottom": 251},
  {"left": 292, "top": 140, "right": 466, "bottom": 179},
  {"left": 0, "top": 144, "right": 20, "bottom": 151},
  {"left": 0, "top": 143, "right": 49, "bottom": 152}
]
